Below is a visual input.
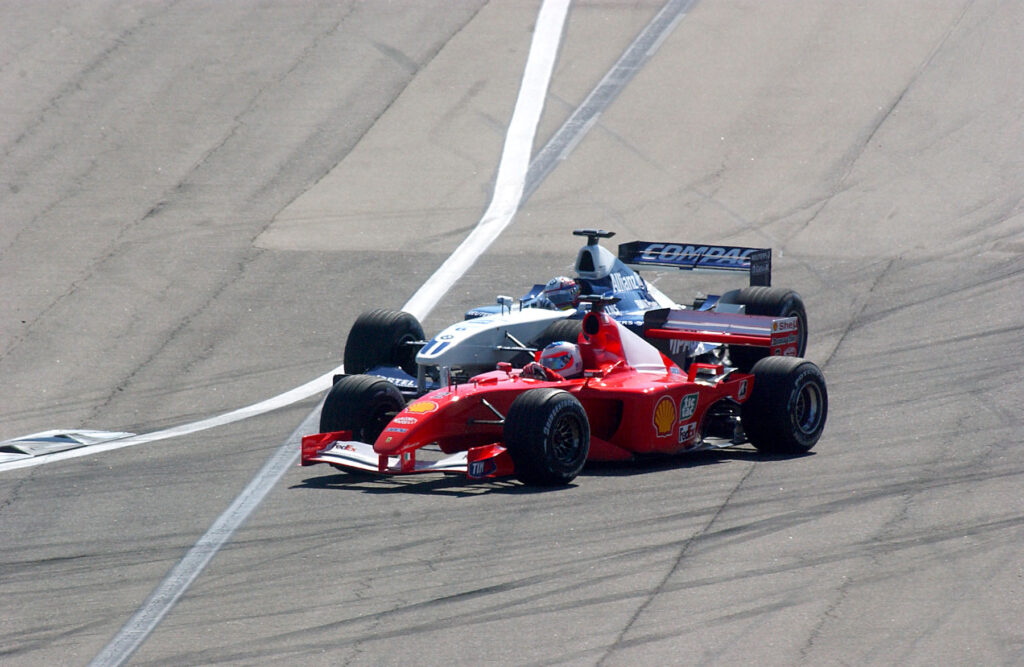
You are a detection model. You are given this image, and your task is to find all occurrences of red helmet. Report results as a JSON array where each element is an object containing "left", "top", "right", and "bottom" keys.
[{"left": 540, "top": 341, "right": 583, "bottom": 378}]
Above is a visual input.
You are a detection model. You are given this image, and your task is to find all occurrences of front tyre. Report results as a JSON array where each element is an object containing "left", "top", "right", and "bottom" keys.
[
  {"left": 741, "top": 356, "right": 827, "bottom": 455},
  {"left": 319, "top": 375, "right": 404, "bottom": 443},
  {"left": 503, "top": 388, "right": 590, "bottom": 486},
  {"left": 343, "top": 309, "right": 425, "bottom": 376}
]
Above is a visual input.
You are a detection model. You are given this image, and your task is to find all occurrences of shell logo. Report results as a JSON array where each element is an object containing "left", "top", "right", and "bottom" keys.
[
  {"left": 406, "top": 400, "right": 439, "bottom": 414},
  {"left": 653, "top": 395, "right": 676, "bottom": 437}
]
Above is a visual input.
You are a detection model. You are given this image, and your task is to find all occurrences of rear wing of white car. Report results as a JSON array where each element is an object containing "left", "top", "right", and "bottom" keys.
[{"left": 618, "top": 241, "right": 771, "bottom": 286}]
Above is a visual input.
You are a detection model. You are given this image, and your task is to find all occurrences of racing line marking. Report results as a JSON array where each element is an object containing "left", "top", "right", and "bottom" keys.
[
  {"left": 90, "top": 1, "right": 571, "bottom": 664},
  {"left": 90, "top": 0, "right": 696, "bottom": 663},
  {"left": 401, "top": 0, "right": 572, "bottom": 323}
]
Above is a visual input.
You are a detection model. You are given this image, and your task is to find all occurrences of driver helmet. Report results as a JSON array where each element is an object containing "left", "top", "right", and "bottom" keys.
[
  {"left": 540, "top": 341, "right": 583, "bottom": 378},
  {"left": 542, "top": 276, "right": 580, "bottom": 310}
]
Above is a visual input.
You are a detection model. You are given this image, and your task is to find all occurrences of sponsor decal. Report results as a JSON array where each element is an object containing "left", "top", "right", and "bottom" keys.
[
  {"left": 773, "top": 333, "right": 800, "bottom": 346},
  {"left": 637, "top": 244, "right": 758, "bottom": 268},
  {"left": 392, "top": 417, "right": 417, "bottom": 425},
  {"left": 341, "top": 444, "right": 357, "bottom": 452},
  {"left": 678, "top": 421, "right": 697, "bottom": 445},
  {"left": 679, "top": 393, "right": 699, "bottom": 421},
  {"left": 669, "top": 339, "right": 696, "bottom": 356},
  {"left": 406, "top": 401, "right": 439, "bottom": 414},
  {"left": 468, "top": 460, "right": 496, "bottom": 479},
  {"left": 385, "top": 427, "right": 407, "bottom": 434},
  {"left": 653, "top": 395, "right": 676, "bottom": 437},
  {"left": 748, "top": 249, "right": 771, "bottom": 279},
  {"left": 772, "top": 319, "right": 798, "bottom": 333},
  {"left": 610, "top": 272, "right": 644, "bottom": 293},
  {"left": 737, "top": 380, "right": 749, "bottom": 401}
]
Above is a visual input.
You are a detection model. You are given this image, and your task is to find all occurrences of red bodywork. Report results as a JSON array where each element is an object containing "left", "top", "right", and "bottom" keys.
[{"left": 302, "top": 307, "right": 799, "bottom": 480}]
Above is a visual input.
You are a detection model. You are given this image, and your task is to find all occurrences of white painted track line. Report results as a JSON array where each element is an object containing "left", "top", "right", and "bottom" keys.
[
  {"left": 89, "top": 2, "right": 573, "bottom": 665},
  {"left": 402, "top": 0, "right": 572, "bottom": 322}
]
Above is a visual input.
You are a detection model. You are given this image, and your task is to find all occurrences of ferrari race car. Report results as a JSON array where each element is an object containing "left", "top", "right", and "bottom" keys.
[
  {"left": 342, "top": 229, "right": 809, "bottom": 400},
  {"left": 302, "top": 297, "right": 827, "bottom": 486}
]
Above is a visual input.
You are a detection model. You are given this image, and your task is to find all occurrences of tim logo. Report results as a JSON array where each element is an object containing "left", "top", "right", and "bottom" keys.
[{"left": 468, "top": 460, "right": 495, "bottom": 478}]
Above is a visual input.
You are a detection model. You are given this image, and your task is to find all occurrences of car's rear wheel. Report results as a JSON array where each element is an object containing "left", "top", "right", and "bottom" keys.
[
  {"left": 721, "top": 287, "right": 808, "bottom": 371},
  {"left": 531, "top": 318, "right": 583, "bottom": 348},
  {"left": 741, "top": 356, "right": 827, "bottom": 454},
  {"left": 507, "top": 318, "right": 583, "bottom": 367},
  {"left": 319, "top": 374, "right": 404, "bottom": 442},
  {"left": 343, "top": 309, "right": 424, "bottom": 376},
  {"left": 503, "top": 388, "right": 589, "bottom": 486}
]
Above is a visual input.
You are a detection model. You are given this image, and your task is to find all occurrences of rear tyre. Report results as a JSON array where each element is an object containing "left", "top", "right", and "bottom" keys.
[
  {"left": 319, "top": 375, "right": 404, "bottom": 443},
  {"left": 510, "top": 318, "right": 583, "bottom": 367},
  {"left": 503, "top": 388, "right": 590, "bottom": 486},
  {"left": 532, "top": 318, "right": 583, "bottom": 348},
  {"left": 721, "top": 287, "right": 808, "bottom": 371},
  {"left": 741, "top": 356, "right": 827, "bottom": 454},
  {"left": 343, "top": 309, "right": 425, "bottom": 376}
]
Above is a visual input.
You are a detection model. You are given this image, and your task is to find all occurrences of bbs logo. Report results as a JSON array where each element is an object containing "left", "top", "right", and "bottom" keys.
[{"left": 679, "top": 393, "right": 699, "bottom": 421}]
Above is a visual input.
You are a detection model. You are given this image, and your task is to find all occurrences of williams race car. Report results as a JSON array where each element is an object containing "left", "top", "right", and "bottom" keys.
[
  {"left": 341, "top": 229, "right": 809, "bottom": 400},
  {"left": 302, "top": 297, "right": 826, "bottom": 486}
]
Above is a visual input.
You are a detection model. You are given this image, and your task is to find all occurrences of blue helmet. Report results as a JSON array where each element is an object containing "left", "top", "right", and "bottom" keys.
[{"left": 542, "top": 276, "right": 580, "bottom": 310}]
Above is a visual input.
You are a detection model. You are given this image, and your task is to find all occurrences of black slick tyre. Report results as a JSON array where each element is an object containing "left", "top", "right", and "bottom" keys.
[
  {"left": 723, "top": 287, "right": 808, "bottom": 371},
  {"left": 319, "top": 374, "right": 404, "bottom": 443},
  {"left": 503, "top": 388, "right": 590, "bottom": 486},
  {"left": 741, "top": 356, "right": 827, "bottom": 454},
  {"left": 343, "top": 309, "right": 425, "bottom": 376},
  {"left": 532, "top": 318, "right": 583, "bottom": 349}
]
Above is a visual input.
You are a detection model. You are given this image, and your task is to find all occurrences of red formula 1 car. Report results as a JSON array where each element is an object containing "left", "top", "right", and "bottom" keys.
[{"left": 301, "top": 297, "right": 827, "bottom": 486}]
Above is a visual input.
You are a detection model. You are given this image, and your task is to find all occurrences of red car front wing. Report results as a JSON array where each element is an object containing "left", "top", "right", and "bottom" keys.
[{"left": 301, "top": 430, "right": 515, "bottom": 479}]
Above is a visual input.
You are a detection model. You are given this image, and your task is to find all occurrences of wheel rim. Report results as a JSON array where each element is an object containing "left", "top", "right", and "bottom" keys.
[
  {"left": 794, "top": 381, "right": 824, "bottom": 435},
  {"left": 549, "top": 413, "right": 584, "bottom": 465}
]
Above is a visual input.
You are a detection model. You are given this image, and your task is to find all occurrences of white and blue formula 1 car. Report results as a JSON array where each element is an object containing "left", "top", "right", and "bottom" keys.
[{"left": 335, "top": 229, "right": 808, "bottom": 407}]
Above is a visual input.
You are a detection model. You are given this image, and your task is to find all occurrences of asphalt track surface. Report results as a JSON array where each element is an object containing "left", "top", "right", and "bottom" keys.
[{"left": 2, "top": 1, "right": 1023, "bottom": 665}]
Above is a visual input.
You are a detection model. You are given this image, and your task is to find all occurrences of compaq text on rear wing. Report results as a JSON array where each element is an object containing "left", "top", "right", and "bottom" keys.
[{"left": 618, "top": 242, "right": 771, "bottom": 286}]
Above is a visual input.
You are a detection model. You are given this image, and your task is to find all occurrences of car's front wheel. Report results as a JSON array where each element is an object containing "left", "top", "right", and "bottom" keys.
[
  {"left": 319, "top": 374, "right": 404, "bottom": 443},
  {"left": 503, "top": 388, "right": 590, "bottom": 486}
]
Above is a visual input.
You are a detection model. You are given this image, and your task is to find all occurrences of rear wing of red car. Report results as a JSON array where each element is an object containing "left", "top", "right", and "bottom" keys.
[
  {"left": 643, "top": 308, "right": 800, "bottom": 357},
  {"left": 618, "top": 242, "right": 771, "bottom": 286}
]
